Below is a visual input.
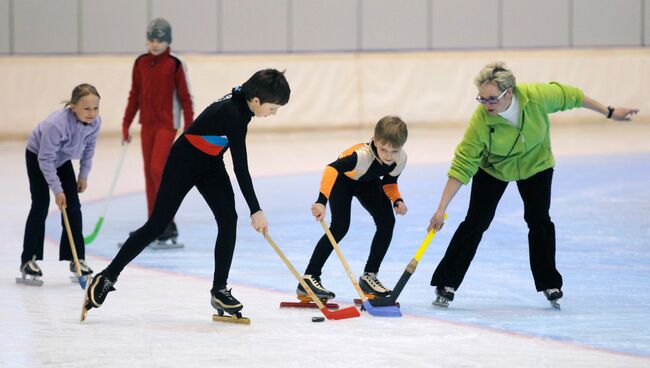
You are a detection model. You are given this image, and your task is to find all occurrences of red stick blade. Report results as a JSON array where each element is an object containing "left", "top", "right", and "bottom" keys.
[{"left": 321, "top": 305, "right": 360, "bottom": 320}]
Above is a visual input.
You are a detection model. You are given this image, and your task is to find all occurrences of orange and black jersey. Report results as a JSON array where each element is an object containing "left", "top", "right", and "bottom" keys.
[
  {"left": 317, "top": 141, "right": 407, "bottom": 205},
  {"left": 181, "top": 87, "right": 260, "bottom": 214}
]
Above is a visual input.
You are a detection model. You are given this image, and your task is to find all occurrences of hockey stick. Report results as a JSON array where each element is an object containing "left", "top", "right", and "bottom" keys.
[
  {"left": 84, "top": 143, "right": 129, "bottom": 244},
  {"left": 319, "top": 220, "right": 401, "bottom": 317},
  {"left": 370, "top": 214, "right": 446, "bottom": 307},
  {"left": 264, "top": 233, "right": 360, "bottom": 320},
  {"left": 61, "top": 206, "right": 87, "bottom": 290}
]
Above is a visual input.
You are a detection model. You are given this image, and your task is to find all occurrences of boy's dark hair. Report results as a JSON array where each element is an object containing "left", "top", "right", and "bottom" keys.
[
  {"left": 374, "top": 115, "right": 408, "bottom": 148},
  {"left": 240, "top": 69, "right": 290, "bottom": 105}
]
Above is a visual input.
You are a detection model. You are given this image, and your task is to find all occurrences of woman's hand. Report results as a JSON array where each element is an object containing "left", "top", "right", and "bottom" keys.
[
  {"left": 428, "top": 209, "right": 446, "bottom": 232},
  {"left": 610, "top": 106, "right": 640, "bottom": 121}
]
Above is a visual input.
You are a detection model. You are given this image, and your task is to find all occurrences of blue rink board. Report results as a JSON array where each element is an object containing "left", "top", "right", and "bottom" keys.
[{"left": 50, "top": 152, "right": 650, "bottom": 357}]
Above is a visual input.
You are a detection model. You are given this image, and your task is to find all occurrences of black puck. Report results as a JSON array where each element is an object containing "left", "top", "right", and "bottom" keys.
[{"left": 311, "top": 316, "right": 325, "bottom": 323}]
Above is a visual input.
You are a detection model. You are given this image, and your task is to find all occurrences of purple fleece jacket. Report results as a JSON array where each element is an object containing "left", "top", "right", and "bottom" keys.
[{"left": 26, "top": 108, "right": 102, "bottom": 194}]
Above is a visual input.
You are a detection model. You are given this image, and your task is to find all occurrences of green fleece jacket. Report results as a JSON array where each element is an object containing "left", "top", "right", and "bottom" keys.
[{"left": 449, "top": 82, "right": 585, "bottom": 184}]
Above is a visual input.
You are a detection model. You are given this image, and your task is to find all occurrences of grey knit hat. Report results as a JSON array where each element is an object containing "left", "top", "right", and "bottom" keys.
[{"left": 147, "top": 18, "right": 172, "bottom": 44}]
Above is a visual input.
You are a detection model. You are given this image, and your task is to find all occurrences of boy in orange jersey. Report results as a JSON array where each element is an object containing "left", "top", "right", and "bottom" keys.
[{"left": 298, "top": 116, "right": 408, "bottom": 300}]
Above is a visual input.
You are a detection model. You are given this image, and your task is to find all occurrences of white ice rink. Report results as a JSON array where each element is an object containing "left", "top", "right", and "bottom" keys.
[{"left": 2, "top": 122, "right": 650, "bottom": 367}]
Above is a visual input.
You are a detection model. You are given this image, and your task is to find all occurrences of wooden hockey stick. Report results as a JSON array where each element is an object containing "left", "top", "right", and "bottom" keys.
[
  {"left": 61, "top": 206, "right": 87, "bottom": 290},
  {"left": 319, "top": 221, "right": 401, "bottom": 317},
  {"left": 264, "top": 233, "right": 360, "bottom": 320}
]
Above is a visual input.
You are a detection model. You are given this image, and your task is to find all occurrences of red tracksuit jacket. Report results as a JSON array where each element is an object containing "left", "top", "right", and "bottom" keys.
[{"left": 122, "top": 47, "right": 194, "bottom": 133}]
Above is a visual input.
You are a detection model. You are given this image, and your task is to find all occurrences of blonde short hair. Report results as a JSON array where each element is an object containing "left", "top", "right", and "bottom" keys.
[
  {"left": 374, "top": 115, "right": 408, "bottom": 148},
  {"left": 474, "top": 61, "right": 516, "bottom": 92}
]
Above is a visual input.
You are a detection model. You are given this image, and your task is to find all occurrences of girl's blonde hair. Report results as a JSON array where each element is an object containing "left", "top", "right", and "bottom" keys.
[{"left": 63, "top": 83, "right": 100, "bottom": 108}]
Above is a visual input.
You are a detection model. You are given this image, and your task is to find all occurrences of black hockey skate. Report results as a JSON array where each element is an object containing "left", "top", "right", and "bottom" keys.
[
  {"left": 432, "top": 286, "right": 455, "bottom": 308},
  {"left": 359, "top": 272, "right": 392, "bottom": 298},
  {"left": 152, "top": 222, "right": 184, "bottom": 249},
  {"left": 211, "top": 288, "right": 250, "bottom": 324},
  {"left": 543, "top": 288, "right": 563, "bottom": 310},
  {"left": 16, "top": 256, "right": 43, "bottom": 286},
  {"left": 81, "top": 272, "right": 116, "bottom": 322},
  {"left": 69, "top": 259, "right": 94, "bottom": 284},
  {"left": 296, "top": 274, "right": 336, "bottom": 300}
]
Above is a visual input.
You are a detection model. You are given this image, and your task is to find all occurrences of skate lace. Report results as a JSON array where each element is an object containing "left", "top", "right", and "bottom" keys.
[
  {"left": 28, "top": 260, "right": 41, "bottom": 273},
  {"left": 77, "top": 259, "right": 92, "bottom": 272},
  {"left": 99, "top": 278, "right": 115, "bottom": 295},
  {"left": 307, "top": 276, "right": 326, "bottom": 290},
  {"left": 218, "top": 288, "right": 235, "bottom": 301},
  {"left": 364, "top": 273, "right": 388, "bottom": 292}
]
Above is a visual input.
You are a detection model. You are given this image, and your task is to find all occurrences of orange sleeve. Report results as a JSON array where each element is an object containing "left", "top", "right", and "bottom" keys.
[
  {"left": 382, "top": 183, "right": 402, "bottom": 203},
  {"left": 319, "top": 166, "right": 339, "bottom": 199}
]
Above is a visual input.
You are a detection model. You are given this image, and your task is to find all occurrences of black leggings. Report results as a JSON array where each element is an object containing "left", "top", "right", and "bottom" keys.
[
  {"left": 22, "top": 150, "right": 85, "bottom": 264},
  {"left": 305, "top": 176, "right": 395, "bottom": 277},
  {"left": 105, "top": 138, "right": 238, "bottom": 292},
  {"left": 431, "top": 168, "right": 562, "bottom": 292}
]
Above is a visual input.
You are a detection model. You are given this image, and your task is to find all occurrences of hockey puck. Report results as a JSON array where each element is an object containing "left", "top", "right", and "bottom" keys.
[{"left": 311, "top": 316, "right": 325, "bottom": 323}]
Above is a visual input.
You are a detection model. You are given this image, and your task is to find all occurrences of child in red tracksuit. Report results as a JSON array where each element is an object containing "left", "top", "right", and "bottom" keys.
[{"left": 122, "top": 18, "right": 193, "bottom": 242}]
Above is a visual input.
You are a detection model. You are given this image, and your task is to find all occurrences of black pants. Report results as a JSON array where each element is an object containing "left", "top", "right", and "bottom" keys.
[
  {"left": 105, "top": 137, "right": 238, "bottom": 292},
  {"left": 305, "top": 176, "right": 395, "bottom": 277},
  {"left": 22, "top": 150, "right": 85, "bottom": 264},
  {"left": 431, "top": 168, "right": 562, "bottom": 292}
]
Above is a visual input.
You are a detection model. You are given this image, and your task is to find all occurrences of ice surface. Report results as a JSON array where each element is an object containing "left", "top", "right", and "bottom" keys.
[{"left": 2, "top": 123, "right": 650, "bottom": 367}]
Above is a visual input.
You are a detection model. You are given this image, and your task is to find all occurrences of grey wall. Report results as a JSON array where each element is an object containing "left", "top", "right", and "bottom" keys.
[{"left": 1, "top": 0, "right": 648, "bottom": 54}]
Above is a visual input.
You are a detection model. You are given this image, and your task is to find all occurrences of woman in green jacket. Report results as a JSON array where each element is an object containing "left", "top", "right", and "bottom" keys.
[{"left": 428, "top": 61, "right": 638, "bottom": 309}]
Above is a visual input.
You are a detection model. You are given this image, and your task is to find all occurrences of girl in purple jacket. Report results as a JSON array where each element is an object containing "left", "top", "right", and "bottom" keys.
[{"left": 18, "top": 84, "right": 102, "bottom": 285}]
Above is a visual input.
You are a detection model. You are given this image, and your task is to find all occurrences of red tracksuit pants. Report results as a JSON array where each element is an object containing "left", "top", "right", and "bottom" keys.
[{"left": 141, "top": 125, "right": 177, "bottom": 216}]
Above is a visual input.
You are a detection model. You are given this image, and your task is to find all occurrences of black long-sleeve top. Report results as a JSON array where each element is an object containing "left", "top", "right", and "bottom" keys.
[{"left": 183, "top": 87, "right": 260, "bottom": 214}]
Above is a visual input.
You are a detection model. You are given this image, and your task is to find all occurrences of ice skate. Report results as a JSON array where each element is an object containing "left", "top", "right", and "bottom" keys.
[
  {"left": 151, "top": 222, "right": 184, "bottom": 249},
  {"left": 432, "top": 286, "right": 455, "bottom": 308},
  {"left": 81, "top": 272, "right": 116, "bottom": 322},
  {"left": 211, "top": 288, "right": 250, "bottom": 324},
  {"left": 543, "top": 288, "right": 563, "bottom": 310},
  {"left": 359, "top": 272, "right": 392, "bottom": 298},
  {"left": 296, "top": 275, "right": 336, "bottom": 301},
  {"left": 16, "top": 256, "right": 43, "bottom": 286},
  {"left": 69, "top": 259, "right": 93, "bottom": 284}
]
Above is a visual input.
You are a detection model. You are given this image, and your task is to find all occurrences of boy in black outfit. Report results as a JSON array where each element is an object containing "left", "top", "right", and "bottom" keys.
[
  {"left": 83, "top": 69, "right": 290, "bottom": 320},
  {"left": 298, "top": 116, "right": 408, "bottom": 301}
]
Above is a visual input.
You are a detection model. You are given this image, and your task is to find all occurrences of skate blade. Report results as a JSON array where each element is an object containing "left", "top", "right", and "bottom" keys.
[
  {"left": 81, "top": 295, "right": 90, "bottom": 322},
  {"left": 297, "top": 295, "right": 335, "bottom": 304},
  {"left": 15, "top": 277, "right": 44, "bottom": 287},
  {"left": 149, "top": 241, "right": 184, "bottom": 250},
  {"left": 280, "top": 301, "right": 340, "bottom": 310},
  {"left": 549, "top": 300, "right": 561, "bottom": 310},
  {"left": 355, "top": 298, "right": 399, "bottom": 307},
  {"left": 432, "top": 297, "right": 449, "bottom": 309},
  {"left": 212, "top": 314, "right": 251, "bottom": 325}
]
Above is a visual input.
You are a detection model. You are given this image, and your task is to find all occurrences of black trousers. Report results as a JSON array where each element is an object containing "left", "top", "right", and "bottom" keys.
[
  {"left": 105, "top": 137, "right": 238, "bottom": 292},
  {"left": 431, "top": 168, "right": 562, "bottom": 292},
  {"left": 305, "top": 176, "right": 395, "bottom": 277},
  {"left": 22, "top": 150, "right": 85, "bottom": 264}
]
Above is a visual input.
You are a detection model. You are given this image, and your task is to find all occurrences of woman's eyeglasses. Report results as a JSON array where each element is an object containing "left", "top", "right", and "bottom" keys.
[{"left": 476, "top": 88, "right": 509, "bottom": 105}]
